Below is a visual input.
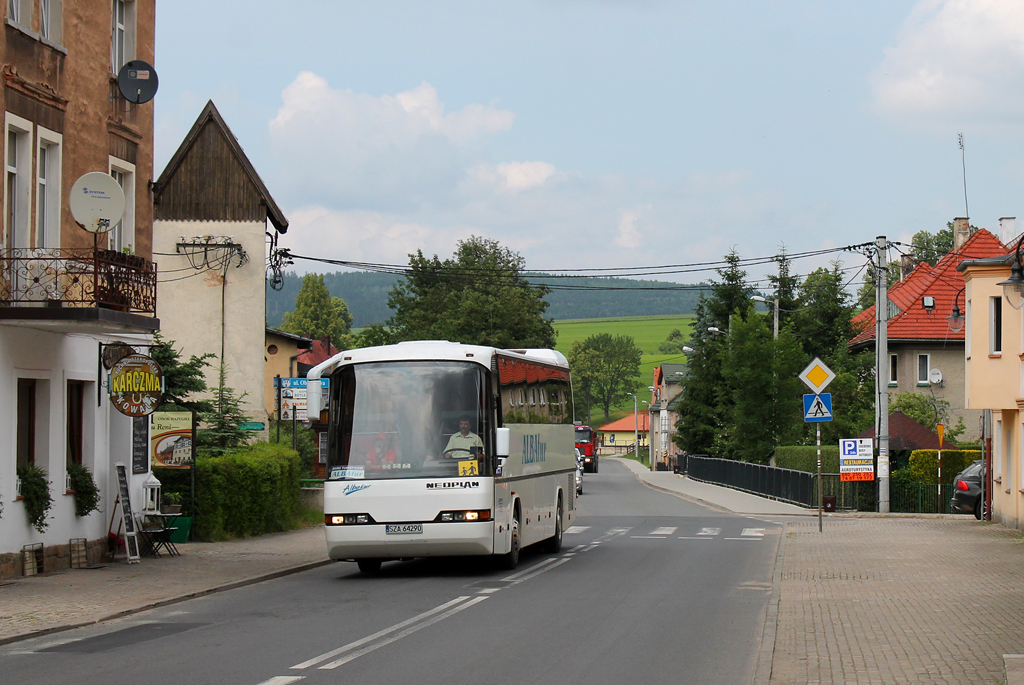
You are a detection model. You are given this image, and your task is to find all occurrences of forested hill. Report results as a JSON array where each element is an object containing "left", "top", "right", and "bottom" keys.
[{"left": 266, "top": 271, "right": 705, "bottom": 328}]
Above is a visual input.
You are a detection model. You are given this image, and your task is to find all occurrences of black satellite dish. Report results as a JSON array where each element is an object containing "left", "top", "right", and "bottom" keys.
[{"left": 117, "top": 60, "right": 159, "bottom": 104}]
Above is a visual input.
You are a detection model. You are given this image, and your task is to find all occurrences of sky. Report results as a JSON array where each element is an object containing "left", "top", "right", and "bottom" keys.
[{"left": 154, "top": 1, "right": 1024, "bottom": 288}]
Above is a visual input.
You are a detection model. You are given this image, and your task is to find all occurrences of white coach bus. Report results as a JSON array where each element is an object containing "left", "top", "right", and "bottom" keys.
[{"left": 305, "top": 341, "right": 578, "bottom": 573}]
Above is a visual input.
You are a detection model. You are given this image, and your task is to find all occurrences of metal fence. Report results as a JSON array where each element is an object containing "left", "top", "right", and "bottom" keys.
[{"left": 680, "top": 456, "right": 962, "bottom": 513}]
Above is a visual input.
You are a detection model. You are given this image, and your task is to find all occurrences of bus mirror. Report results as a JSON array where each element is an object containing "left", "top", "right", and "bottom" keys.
[
  {"left": 306, "top": 380, "right": 321, "bottom": 418},
  {"left": 496, "top": 427, "right": 510, "bottom": 457}
]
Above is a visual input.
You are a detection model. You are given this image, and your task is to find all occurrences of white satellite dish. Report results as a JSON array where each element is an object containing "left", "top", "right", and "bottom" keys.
[
  {"left": 69, "top": 172, "right": 125, "bottom": 234},
  {"left": 929, "top": 368, "right": 943, "bottom": 384}
]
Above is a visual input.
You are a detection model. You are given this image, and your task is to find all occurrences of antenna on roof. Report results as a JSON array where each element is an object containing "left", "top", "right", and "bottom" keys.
[{"left": 958, "top": 133, "right": 969, "bottom": 220}]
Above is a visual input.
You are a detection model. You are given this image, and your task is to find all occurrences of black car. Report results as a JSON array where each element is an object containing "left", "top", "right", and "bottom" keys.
[{"left": 951, "top": 460, "right": 985, "bottom": 520}]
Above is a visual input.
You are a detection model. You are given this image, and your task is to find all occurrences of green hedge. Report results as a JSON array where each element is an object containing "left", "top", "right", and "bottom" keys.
[
  {"left": 774, "top": 445, "right": 841, "bottom": 473},
  {"left": 907, "top": 450, "right": 981, "bottom": 485}
]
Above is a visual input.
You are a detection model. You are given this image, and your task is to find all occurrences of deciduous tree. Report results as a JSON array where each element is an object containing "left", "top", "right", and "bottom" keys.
[
  {"left": 281, "top": 273, "right": 353, "bottom": 344},
  {"left": 568, "top": 334, "right": 642, "bottom": 422}
]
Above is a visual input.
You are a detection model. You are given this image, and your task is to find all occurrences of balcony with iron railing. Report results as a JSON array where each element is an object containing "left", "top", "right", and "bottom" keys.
[{"left": 0, "top": 247, "right": 158, "bottom": 331}]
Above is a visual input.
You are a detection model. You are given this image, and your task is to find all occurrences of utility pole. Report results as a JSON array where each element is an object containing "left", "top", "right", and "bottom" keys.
[{"left": 876, "top": 236, "right": 890, "bottom": 513}]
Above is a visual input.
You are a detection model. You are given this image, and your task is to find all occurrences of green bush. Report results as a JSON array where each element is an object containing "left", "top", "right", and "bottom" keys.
[
  {"left": 268, "top": 419, "right": 318, "bottom": 474},
  {"left": 193, "top": 442, "right": 303, "bottom": 541},
  {"left": 774, "top": 445, "right": 841, "bottom": 473},
  {"left": 67, "top": 463, "right": 101, "bottom": 517},
  {"left": 152, "top": 467, "right": 194, "bottom": 516},
  {"left": 907, "top": 450, "right": 981, "bottom": 485}
]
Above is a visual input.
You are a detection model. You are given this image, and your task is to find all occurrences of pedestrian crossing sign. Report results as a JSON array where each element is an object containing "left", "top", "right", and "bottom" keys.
[{"left": 803, "top": 393, "right": 833, "bottom": 422}]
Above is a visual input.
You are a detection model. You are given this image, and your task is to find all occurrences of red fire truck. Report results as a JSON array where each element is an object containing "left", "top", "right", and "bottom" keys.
[{"left": 574, "top": 424, "right": 598, "bottom": 473}]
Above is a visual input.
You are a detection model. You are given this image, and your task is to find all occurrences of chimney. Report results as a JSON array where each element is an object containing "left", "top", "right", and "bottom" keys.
[
  {"left": 953, "top": 217, "right": 971, "bottom": 251},
  {"left": 999, "top": 217, "right": 1017, "bottom": 247},
  {"left": 900, "top": 254, "right": 913, "bottom": 280}
]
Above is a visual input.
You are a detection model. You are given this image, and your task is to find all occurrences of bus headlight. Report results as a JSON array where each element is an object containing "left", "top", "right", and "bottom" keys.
[
  {"left": 434, "top": 509, "right": 491, "bottom": 523},
  {"left": 326, "top": 513, "right": 376, "bottom": 525}
]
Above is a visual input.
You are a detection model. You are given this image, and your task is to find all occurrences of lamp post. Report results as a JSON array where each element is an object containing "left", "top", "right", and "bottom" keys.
[
  {"left": 998, "top": 236, "right": 1024, "bottom": 310},
  {"left": 751, "top": 295, "right": 779, "bottom": 339},
  {"left": 642, "top": 399, "right": 650, "bottom": 470},
  {"left": 947, "top": 288, "right": 965, "bottom": 333},
  {"left": 627, "top": 392, "right": 639, "bottom": 466}
]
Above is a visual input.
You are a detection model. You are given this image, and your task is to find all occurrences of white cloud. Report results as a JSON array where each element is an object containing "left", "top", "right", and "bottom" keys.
[
  {"left": 613, "top": 205, "right": 651, "bottom": 249},
  {"left": 870, "top": 0, "right": 1024, "bottom": 125},
  {"left": 469, "top": 161, "right": 557, "bottom": 192}
]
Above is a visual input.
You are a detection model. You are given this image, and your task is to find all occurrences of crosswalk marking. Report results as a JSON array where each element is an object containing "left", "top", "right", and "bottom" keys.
[
  {"left": 258, "top": 678, "right": 304, "bottom": 685},
  {"left": 697, "top": 527, "right": 721, "bottom": 536},
  {"left": 565, "top": 526, "right": 590, "bottom": 534},
  {"left": 651, "top": 527, "right": 678, "bottom": 536},
  {"left": 741, "top": 528, "right": 765, "bottom": 537}
]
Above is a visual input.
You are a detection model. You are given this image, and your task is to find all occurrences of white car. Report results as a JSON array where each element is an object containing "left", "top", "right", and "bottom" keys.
[{"left": 574, "top": 448, "right": 584, "bottom": 495}]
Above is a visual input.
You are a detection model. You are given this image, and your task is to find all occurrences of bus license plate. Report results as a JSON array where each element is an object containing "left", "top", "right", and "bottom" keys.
[{"left": 385, "top": 524, "right": 423, "bottom": 535}]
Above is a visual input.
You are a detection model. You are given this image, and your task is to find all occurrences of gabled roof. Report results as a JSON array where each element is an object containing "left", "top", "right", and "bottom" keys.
[
  {"left": 856, "top": 411, "right": 941, "bottom": 451},
  {"left": 154, "top": 100, "right": 288, "bottom": 233},
  {"left": 596, "top": 413, "right": 650, "bottom": 432},
  {"left": 298, "top": 340, "right": 340, "bottom": 367},
  {"left": 850, "top": 229, "right": 1007, "bottom": 348}
]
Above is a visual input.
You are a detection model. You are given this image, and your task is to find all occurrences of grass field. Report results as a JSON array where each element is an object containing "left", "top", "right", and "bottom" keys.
[
  {"left": 554, "top": 315, "right": 695, "bottom": 421},
  {"left": 554, "top": 314, "right": 695, "bottom": 355}
]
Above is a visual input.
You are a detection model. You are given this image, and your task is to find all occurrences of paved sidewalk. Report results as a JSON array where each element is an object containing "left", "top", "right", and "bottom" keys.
[{"left": 0, "top": 526, "right": 330, "bottom": 645}]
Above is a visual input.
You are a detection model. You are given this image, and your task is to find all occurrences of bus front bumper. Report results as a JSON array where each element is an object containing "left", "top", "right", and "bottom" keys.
[{"left": 325, "top": 521, "right": 494, "bottom": 559}]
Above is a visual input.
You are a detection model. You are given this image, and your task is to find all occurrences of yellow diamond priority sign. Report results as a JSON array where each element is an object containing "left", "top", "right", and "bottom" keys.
[{"left": 799, "top": 357, "right": 836, "bottom": 394}]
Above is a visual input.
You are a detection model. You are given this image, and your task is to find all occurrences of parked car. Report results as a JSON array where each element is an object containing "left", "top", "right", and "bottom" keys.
[
  {"left": 575, "top": 448, "right": 584, "bottom": 495},
  {"left": 951, "top": 460, "right": 986, "bottom": 520}
]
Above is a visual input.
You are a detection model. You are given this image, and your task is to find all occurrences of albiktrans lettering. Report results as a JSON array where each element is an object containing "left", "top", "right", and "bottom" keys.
[{"left": 523, "top": 434, "right": 547, "bottom": 463}]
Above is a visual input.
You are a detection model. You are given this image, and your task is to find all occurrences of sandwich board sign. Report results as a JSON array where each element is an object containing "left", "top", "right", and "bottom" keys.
[{"left": 839, "top": 438, "right": 875, "bottom": 481}]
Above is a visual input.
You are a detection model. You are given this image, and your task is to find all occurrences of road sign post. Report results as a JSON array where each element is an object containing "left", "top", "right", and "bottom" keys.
[
  {"left": 800, "top": 358, "right": 835, "bottom": 533},
  {"left": 937, "top": 423, "right": 945, "bottom": 512}
]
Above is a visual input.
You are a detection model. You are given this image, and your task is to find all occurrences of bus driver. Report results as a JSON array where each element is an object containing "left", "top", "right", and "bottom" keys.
[{"left": 443, "top": 417, "right": 483, "bottom": 458}]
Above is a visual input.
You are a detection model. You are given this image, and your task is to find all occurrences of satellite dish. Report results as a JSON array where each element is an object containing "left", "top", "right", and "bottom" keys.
[
  {"left": 117, "top": 60, "right": 159, "bottom": 104},
  {"left": 69, "top": 172, "right": 125, "bottom": 233},
  {"left": 929, "top": 368, "right": 943, "bottom": 384}
]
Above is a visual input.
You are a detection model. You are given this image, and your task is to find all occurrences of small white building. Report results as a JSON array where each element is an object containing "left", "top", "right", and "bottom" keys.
[{"left": 152, "top": 102, "right": 289, "bottom": 427}]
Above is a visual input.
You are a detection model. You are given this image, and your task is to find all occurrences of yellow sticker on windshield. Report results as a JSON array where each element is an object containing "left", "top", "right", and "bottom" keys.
[{"left": 458, "top": 460, "right": 479, "bottom": 476}]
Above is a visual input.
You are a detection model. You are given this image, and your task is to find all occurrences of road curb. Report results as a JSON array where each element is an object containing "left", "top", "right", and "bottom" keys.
[
  {"left": 753, "top": 522, "right": 784, "bottom": 685},
  {"left": 0, "top": 558, "right": 333, "bottom": 647}
]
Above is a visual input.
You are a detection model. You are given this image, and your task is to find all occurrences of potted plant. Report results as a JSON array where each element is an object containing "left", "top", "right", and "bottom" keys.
[
  {"left": 17, "top": 464, "right": 52, "bottom": 533},
  {"left": 161, "top": 492, "right": 183, "bottom": 515},
  {"left": 66, "top": 463, "right": 101, "bottom": 517}
]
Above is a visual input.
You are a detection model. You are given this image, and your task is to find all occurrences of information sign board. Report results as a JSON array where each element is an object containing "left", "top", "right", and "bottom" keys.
[
  {"left": 151, "top": 412, "right": 194, "bottom": 468},
  {"left": 114, "top": 462, "right": 140, "bottom": 563},
  {"left": 839, "top": 438, "right": 875, "bottom": 481},
  {"left": 276, "top": 377, "right": 330, "bottom": 421},
  {"left": 132, "top": 417, "right": 148, "bottom": 473}
]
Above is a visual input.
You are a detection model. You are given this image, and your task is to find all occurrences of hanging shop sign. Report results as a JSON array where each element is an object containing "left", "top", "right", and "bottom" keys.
[
  {"left": 151, "top": 411, "right": 195, "bottom": 468},
  {"left": 109, "top": 353, "right": 164, "bottom": 417}
]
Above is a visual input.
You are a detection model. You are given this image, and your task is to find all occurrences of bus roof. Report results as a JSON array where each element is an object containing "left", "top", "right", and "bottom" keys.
[{"left": 306, "top": 341, "right": 568, "bottom": 382}]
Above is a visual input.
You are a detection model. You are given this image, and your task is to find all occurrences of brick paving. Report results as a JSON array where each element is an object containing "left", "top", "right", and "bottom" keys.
[
  {"left": 0, "top": 526, "right": 329, "bottom": 644},
  {"left": 769, "top": 517, "right": 1024, "bottom": 684}
]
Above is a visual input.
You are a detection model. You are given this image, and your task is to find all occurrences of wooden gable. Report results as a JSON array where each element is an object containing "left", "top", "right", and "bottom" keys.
[{"left": 154, "top": 101, "right": 288, "bottom": 232}]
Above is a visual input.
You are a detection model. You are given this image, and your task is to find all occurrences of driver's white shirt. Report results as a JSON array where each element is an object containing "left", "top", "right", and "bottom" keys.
[{"left": 445, "top": 431, "right": 483, "bottom": 455}]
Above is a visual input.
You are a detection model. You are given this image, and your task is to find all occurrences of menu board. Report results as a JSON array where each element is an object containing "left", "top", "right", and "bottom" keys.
[
  {"left": 132, "top": 417, "right": 148, "bottom": 473},
  {"left": 115, "top": 462, "right": 140, "bottom": 562}
]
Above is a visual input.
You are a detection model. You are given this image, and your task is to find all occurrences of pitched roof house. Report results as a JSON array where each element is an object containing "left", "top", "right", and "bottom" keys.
[{"left": 849, "top": 225, "right": 1007, "bottom": 442}]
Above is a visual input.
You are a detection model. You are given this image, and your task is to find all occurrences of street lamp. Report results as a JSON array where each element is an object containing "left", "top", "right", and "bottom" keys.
[
  {"left": 998, "top": 236, "right": 1024, "bottom": 310},
  {"left": 751, "top": 295, "right": 779, "bottom": 339},
  {"left": 947, "top": 288, "right": 965, "bottom": 333},
  {"left": 707, "top": 327, "right": 721, "bottom": 334},
  {"left": 627, "top": 392, "right": 641, "bottom": 468},
  {"left": 641, "top": 399, "right": 651, "bottom": 471},
  {"left": 682, "top": 346, "right": 694, "bottom": 354}
]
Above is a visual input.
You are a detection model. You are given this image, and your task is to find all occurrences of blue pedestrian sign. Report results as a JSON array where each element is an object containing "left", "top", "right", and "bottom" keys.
[{"left": 803, "top": 393, "right": 833, "bottom": 422}]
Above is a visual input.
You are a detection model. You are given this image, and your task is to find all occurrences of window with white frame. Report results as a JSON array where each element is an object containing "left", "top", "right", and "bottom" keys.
[
  {"left": 5, "top": 113, "right": 32, "bottom": 250},
  {"left": 7, "top": 0, "right": 26, "bottom": 25},
  {"left": 108, "top": 157, "right": 134, "bottom": 253},
  {"left": 917, "top": 353, "right": 930, "bottom": 386},
  {"left": 40, "top": 0, "right": 61, "bottom": 43},
  {"left": 991, "top": 296, "right": 1003, "bottom": 355},
  {"left": 889, "top": 354, "right": 898, "bottom": 385},
  {"left": 36, "top": 128, "right": 60, "bottom": 249},
  {"left": 111, "top": 0, "right": 135, "bottom": 73}
]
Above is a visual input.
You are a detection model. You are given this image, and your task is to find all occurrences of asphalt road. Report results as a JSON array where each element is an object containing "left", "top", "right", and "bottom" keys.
[{"left": 1, "top": 460, "right": 782, "bottom": 685}]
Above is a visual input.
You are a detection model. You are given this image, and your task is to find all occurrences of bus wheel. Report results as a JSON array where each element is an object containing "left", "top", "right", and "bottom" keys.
[
  {"left": 544, "top": 496, "right": 563, "bottom": 553},
  {"left": 497, "top": 507, "right": 521, "bottom": 570},
  {"left": 357, "top": 559, "right": 382, "bottom": 574}
]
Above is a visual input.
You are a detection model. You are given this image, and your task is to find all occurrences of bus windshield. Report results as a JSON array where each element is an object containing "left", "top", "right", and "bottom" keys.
[{"left": 327, "top": 361, "right": 491, "bottom": 480}]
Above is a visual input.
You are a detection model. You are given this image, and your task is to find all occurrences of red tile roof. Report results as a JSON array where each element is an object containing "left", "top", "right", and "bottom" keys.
[
  {"left": 849, "top": 229, "right": 1007, "bottom": 347},
  {"left": 596, "top": 413, "right": 650, "bottom": 432},
  {"left": 297, "top": 340, "right": 339, "bottom": 367},
  {"left": 856, "top": 411, "right": 941, "bottom": 451}
]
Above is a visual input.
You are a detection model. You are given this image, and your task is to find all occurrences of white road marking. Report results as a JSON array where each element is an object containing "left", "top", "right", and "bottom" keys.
[
  {"left": 697, "top": 527, "right": 721, "bottom": 536},
  {"left": 741, "top": 528, "right": 765, "bottom": 537},
  {"left": 630, "top": 535, "right": 665, "bottom": 539},
  {"left": 581, "top": 544, "right": 598, "bottom": 552},
  {"left": 291, "top": 596, "right": 471, "bottom": 669},
  {"left": 319, "top": 596, "right": 490, "bottom": 670},
  {"left": 651, "top": 527, "right": 678, "bottom": 536},
  {"left": 565, "top": 526, "right": 590, "bottom": 534},
  {"left": 257, "top": 677, "right": 305, "bottom": 685},
  {"left": 724, "top": 537, "right": 760, "bottom": 541},
  {"left": 476, "top": 588, "right": 501, "bottom": 594},
  {"left": 508, "top": 556, "right": 572, "bottom": 583},
  {"left": 677, "top": 536, "right": 715, "bottom": 540},
  {"left": 569, "top": 544, "right": 586, "bottom": 552},
  {"left": 501, "top": 557, "right": 556, "bottom": 582}
]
